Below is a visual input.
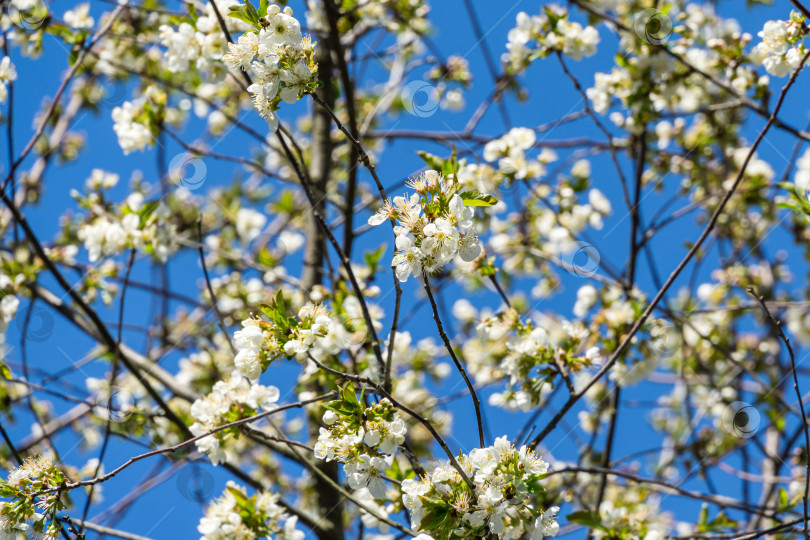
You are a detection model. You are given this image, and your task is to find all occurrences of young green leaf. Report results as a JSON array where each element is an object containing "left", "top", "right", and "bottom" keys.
[
  {"left": 416, "top": 151, "right": 445, "bottom": 172},
  {"left": 567, "top": 511, "right": 607, "bottom": 531},
  {"left": 458, "top": 190, "right": 499, "bottom": 207}
]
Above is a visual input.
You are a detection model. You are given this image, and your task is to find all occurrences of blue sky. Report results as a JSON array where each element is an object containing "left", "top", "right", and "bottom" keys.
[{"left": 3, "top": 0, "right": 810, "bottom": 537}]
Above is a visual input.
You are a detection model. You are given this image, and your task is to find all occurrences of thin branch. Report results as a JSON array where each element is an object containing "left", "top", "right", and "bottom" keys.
[
  {"left": 747, "top": 286, "right": 810, "bottom": 539},
  {"left": 423, "top": 273, "right": 485, "bottom": 448}
]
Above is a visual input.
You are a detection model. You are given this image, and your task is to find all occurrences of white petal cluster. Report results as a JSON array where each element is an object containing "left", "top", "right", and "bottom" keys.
[
  {"left": 1, "top": 456, "right": 66, "bottom": 539},
  {"left": 222, "top": 5, "right": 317, "bottom": 130},
  {"left": 0, "top": 57, "right": 17, "bottom": 104},
  {"left": 111, "top": 101, "right": 152, "bottom": 154},
  {"left": 314, "top": 397, "right": 406, "bottom": 498},
  {"left": 189, "top": 372, "right": 280, "bottom": 464},
  {"left": 235, "top": 207, "right": 267, "bottom": 242},
  {"left": 795, "top": 148, "right": 810, "bottom": 193},
  {"left": 483, "top": 127, "right": 546, "bottom": 180},
  {"left": 592, "top": 490, "right": 669, "bottom": 540},
  {"left": 402, "top": 436, "right": 557, "bottom": 539},
  {"left": 504, "top": 9, "right": 599, "bottom": 73},
  {"left": 77, "top": 213, "right": 142, "bottom": 262},
  {"left": 367, "top": 170, "right": 485, "bottom": 282},
  {"left": 469, "top": 309, "right": 604, "bottom": 411},
  {"left": 198, "top": 481, "right": 304, "bottom": 540},
  {"left": 63, "top": 3, "right": 93, "bottom": 29},
  {"left": 580, "top": 7, "right": 757, "bottom": 121},
  {"left": 281, "top": 302, "right": 340, "bottom": 357},
  {"left": 233, "top": 320, "right": 268, "bottom": 381},
  {"left": 305, "top": 0, "right": 430, "bottom": 35},
  {"left": 158, "top": 0, "right": 245, "bottom": 74},
  {"left": 230, "top": 296, "right": 382, "bottom": 381},
  {"left": 751, "top": 16, "right": 805, "bottom": 77},
  {"left": 0, "top": 272, "right": 19, "bottom": 332},
  {"left": 77, "top": 199, "right": 177, "bottom": 263}
]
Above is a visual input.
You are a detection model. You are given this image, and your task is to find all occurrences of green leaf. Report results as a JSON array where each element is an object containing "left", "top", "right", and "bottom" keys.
[
  {"left": 567, "top": 511, "right": 607, "bottom": 531},
  {"left": 416, "top": 151, "right": 444, "bottom": 172},
  {"left": 779, "top": 487, "right": 790, "bottom": 510},
  {"left": 274, "top": 290, "right": 288, "bottom": 318},
  {"left": 342, "top": 383, "right": 360, "bottom": 406},
  {"left": 364, "top": 244, "right": 387, "bottom": 275},
  {"left": 186, "top": 2, "right": 198, "bottom": 26},
  {"left": 244, "top": 0, "right": 259, "bottom": 22},
  {"left": 138, "top": 200, "right": 160, "bottom": 227},
  {"left": 258, "top": 0, "right": 269, "bottom": 17},
  {"left": 444, "top": 145, "right": 458, "bottom": 177},
  {"left": 458, "top": 190, "right": 499, "bottom": 207},
  {"left": 257, "top": 246, "right": 278, "bottom": 267},
  {"left": 0, "top": 360, "right": 9, "bottom": 380},
  {"left": 479, "top": 258, "right": 497, "bottom": 277},
  {"left": 226, "top": 486, "right": 249, "bottom": 505},
  {"left": 228, "top": 1, "right": 260, "bottom": 29},
  {"left": 525, "top": 475, "right": 546, "bottom": 495}
]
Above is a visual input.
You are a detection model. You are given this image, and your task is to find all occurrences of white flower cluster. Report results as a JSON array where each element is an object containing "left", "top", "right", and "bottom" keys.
[
  {"left": 314, "top": 395, "right": 405, "bottom": 498},
  {"left": 467, "top": 307, "right": 603, "bottom": 411},
  {"left": 222, "top": 5, "right": 318, "bottom": 130},
  {"left": 483, "top": 127, "right": 547, "bottom": 180},
  {"left": 232, "top": 297, "right": 376, "bottom": 380},
  {"left": 0, "top": 57, "right": 16, "bottom": 104},
  {"left": 0, "top": 272, "right": 20, "bottom": 333},
  {"left": 795, "top": 147, "right": 810, "bottom": 193},
  {"left": 402, "top": 436, "right": 558, "bottom": 539},
  {"left": 593, "top": 490, "right": 669, "bottom": 540},
  {"left": 111, "top": 101, "right": 153, "bottom": 154},
  {"left": 751, "top": 13, "right": 806, "bottom": 77},
  {"left": 581, "top": 8, "right": 759, "bottom": 122},
  {"left": 63, "top": 2, "right": 93, "bottom": 29},
  {"left": 159, "top": 0, "right": 245, "bottom": 74},
  {"left": 78, "top": 213, "right": 142, "bottom": 261},
  {"left": 235, "top": 207, "right": 267, "bottom": 242},
  {"left": 368, "top": 170, "right": 486, "bottom": 282},
  {"left": 77, "top": 190, "right": 177, "bottom": 263},
  {"left": 504, "top": 8, "right": 599, "bottom": 73},
  {"left": 189, "top": 372, "right": 280, "bottom": 464},
  {"left": 0, "top": 456, "right": 66, "bottom": 539},
  {"left": 198, "top": 481, "right": 304, "bottom": 540},
  {"left": 305, "top": 0, "right": 431, "bottom": 35}
]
